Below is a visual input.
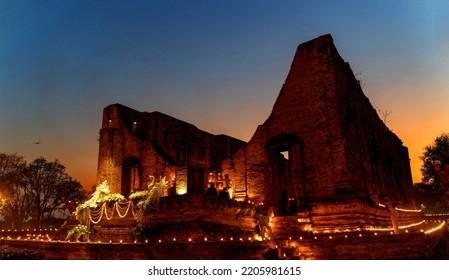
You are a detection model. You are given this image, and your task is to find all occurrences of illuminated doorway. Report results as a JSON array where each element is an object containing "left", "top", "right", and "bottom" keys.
[{"left": 266, "top": 135, "right": 304, "bottom": 216}]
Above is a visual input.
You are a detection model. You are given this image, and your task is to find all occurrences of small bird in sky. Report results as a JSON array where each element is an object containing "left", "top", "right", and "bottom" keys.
[{"left": 34, "top": 141, "right": 41, "bottom": 144}]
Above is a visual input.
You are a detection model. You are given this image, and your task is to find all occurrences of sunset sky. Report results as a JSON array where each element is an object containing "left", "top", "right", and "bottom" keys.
[{"left": 1, "top": 0, "right": 448, "bottom": 189}]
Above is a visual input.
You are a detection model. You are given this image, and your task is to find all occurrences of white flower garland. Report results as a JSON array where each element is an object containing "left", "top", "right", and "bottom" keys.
[{"left": 88, "top": 201, "right": 135, "bottom": 224}]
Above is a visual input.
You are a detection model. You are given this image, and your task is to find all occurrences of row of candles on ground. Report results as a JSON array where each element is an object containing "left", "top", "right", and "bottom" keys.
[
  {"left": 1, "top": 228, "right": 58, "bottom": 232},
  {"left": 377, "top": 203, "right": 423, "bottom": 213},
  {"left": 298, "top": 220, "right": 446, "bottom": 235},
  {"left": 0, "top": 235, "right": 262, "bottom": 244},
  {"left": 1, "top": 221, "right": 445, "bottom": 245},
  {"left": 0, "top": 233, "right": 51, "bottom": 242},
  {"left": 424, "top": 213, "right": 449, "bottom": 217}
]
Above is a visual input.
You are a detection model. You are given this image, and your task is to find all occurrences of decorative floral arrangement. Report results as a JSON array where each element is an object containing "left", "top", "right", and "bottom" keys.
[
  {"left": 135, "top": 177, "right": 168, "bottom": 213},
  {"left": 129, "top": 190, "right": 150, "bottom": 201},
  {"left": 102, "top": 193, "right": 126, "bottom": 203},
  {"left": 136, "top": 197, "right": 155, "bottom": 213},
  {"left": 73, "top": 204, "right": 89, "bottom": 218},
  {"left": 73, "top": 180, "right": 110, "bottom": 218},
  {"left": 65, "top": 224, "right": 91, "bottom": 241}
]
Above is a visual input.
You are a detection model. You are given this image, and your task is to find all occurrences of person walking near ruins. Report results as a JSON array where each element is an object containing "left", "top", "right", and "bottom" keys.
[{"left": 223, "top": 174, "right": 233, "bottom": 199}]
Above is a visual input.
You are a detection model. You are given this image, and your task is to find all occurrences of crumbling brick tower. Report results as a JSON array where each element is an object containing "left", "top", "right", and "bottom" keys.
[{"left": 223, "top": 34, "right": 417, "bottom": 226}]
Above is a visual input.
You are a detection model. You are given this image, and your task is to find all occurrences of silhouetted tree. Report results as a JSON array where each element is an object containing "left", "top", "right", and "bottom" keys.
[
  {"left": 25, "top": 157, "right": 86, "bottom": 226},
  {"left": 414, "top": 133, "right": 449, "bottom": 213},
  {"left": 419, "top": 132, "right": 449, "bottom": 184},
  {"left": 0, "top": 153, "right": 86, "bottom": 227},
  {"left": 0, "top": 153, "right": 31, "bottom": 228}
]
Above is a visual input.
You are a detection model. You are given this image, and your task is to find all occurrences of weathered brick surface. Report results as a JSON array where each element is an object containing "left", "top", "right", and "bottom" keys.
[
  {"left": 223, "top": 34, "right": 416, "bottom": 221},
  {"left": 96, "top": 106, "right": 245, "bottom": 195}
]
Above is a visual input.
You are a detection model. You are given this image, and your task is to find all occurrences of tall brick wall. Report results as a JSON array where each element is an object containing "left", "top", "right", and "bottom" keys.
[
  {"left": 336, "top": 65, "right": 416, "bottom": 208},
  {"left": 223, "top": 34, "right": 416, "bottom": 215},
  {"left": 329, "top": 35, "right": 415, "bottom": 209}
]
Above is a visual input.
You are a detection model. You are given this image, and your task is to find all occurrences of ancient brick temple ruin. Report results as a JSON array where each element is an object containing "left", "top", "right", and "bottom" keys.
[
  {"left": 85, "top": 34, "right": 443, "bottom": 259},
  {"left": 2, "top": 34, "right": 446, "bottom": 260},
  {"left": 96, "top": 106, "right": 245, "bottom": 198},
  {"left": 97, "top": 34, "right": 415, "bottom": 218}
]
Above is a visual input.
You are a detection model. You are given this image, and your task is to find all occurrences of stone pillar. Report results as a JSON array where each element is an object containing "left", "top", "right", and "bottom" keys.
[{"left": 97, "top": 128, "right": 123, "bottom": 194}]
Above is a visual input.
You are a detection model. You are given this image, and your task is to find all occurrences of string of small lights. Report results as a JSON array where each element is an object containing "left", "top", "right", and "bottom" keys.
[
  {"left": 1, "top": 228, "right": 57, "bottom": 233},
  {"left": 1, "top": 220, "right": 446, "bottom": 246},
  {"left": 424, "top": 221, "right": 446, "bottom": 234},
  {"left": 365, "top": 220, "right": 426, "bottom": 232},
  {"left": 88, "top": 201, "right": 136, "bottom": 224},
  {"left": 424, "top": 213, "right": 449, "bottom": 217},
  {"left": 377, "top": 203, "right": 422, "bottom": 213}
]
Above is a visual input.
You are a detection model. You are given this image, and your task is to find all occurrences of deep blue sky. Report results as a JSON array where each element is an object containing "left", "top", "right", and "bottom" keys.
[{"left": 1, "top": 0, "right": 448, "bottom": 188}]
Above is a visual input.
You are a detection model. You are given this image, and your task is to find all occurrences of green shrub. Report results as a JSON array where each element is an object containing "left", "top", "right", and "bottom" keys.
[{"left": 66, "top": 224, "right": 91, "bottom": 241}]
